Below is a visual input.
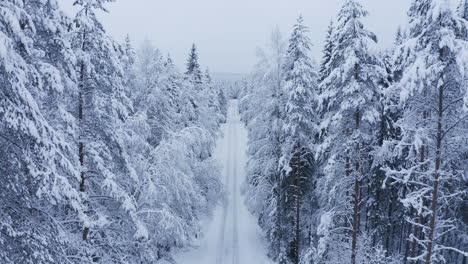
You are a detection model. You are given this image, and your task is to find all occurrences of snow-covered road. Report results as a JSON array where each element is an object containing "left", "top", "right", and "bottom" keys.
[{"left": 175, "top": 100, "right": 271, "bottom": 264}]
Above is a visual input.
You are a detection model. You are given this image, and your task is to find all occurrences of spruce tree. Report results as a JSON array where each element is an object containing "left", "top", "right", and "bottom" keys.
[
  {"left": 204, "top": 67, "right": 212, "bottom": 84},
  {"left": 71, "top": 0, "right": 141, "bottom": 260},
  {"left": 185, "top": 43, "right": 203, "bottom": 85},
  {"left": 385, "top": 0, "right": 468, "bottom": 262},
  {"left": 462, "top": 0, "right": 468, "bottom": 19},
  {"left": 319, "top": 20, "right": 335, "bottom": 83},
  {"left": 124, "top": 34, "right": 136, "bottom": 66},
  {"left": 281, "top": 15, "right": 319, "bottom": 264},
  {"left": 241, "top": 27, "right": 287, "bottom": 262},
  {"left": 0, "top": 0, "right": 86, "bottom": 262},
  {"left": 316, "top": 1, "right": 385, "bottom": 263},
  {"left": 0, "top": 1, "right": 228, "bottom": 262}
]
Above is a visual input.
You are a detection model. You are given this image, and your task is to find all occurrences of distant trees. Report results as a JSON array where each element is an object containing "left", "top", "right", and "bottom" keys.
[
  {"left": 241, "top": 0, "right": 468, "bottom": 264},
  {"left": 186, "top": 43, "right": 203, "bottom": 85},
  {"left": 0, "top": 1, "right": 226, "bottom": 263}
]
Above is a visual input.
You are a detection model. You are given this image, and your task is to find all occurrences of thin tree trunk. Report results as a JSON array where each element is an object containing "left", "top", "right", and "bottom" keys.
[
  {"left": 79, "top": 20, "right": 90, "bottom": 240},
  {"left": 276, "top": 173, "right": 282, "bottom": 259},
  {"left": 385, "top": 190, "right": 394, "bottom": 252},
  {"left": 411, "top": 214, "right": 423, "bottom": 262},
  {"left": 400, "top": 185, "right": 408, "bottom": 254},
  {"left": 274, "top": 91, "right": 283, "bottom": 260},
  {"left": 404, "top": 211, "right": 412, "bottom": 264},
  {"left": 345, "top": 156, "right": 351, "bottom": 229},
  {"left": 351, "top": 176, "right": 360, "bottom": 264},
  {"left": 410, "top": 127, "right": 427, "bottom": 261},
  {"left": 78, "top": 61, "right": 89, "bottom": 241},
  {"left": 424, "top": 83, "right": 444, "bottom": 264},
  {"left": 357, "top": 176, "right": 362, "bottom": 236},
  {"left": 366, "top": 181, "right": 372, "bottom": 234},
  {"left": 351, "top": 109, "right": 361, "bottom": 264},
  {"left": 294, "top": 170, "right": 300, "bottom": 264}
]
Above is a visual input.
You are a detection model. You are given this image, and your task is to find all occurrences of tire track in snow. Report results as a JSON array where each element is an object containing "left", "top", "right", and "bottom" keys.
[
  {"left": 215, "top": 191, "right": 228, "bottom": 264},
  {"left": 232, "top": 119, "right": 240, "bottom": 264},
  {"left": 216, "top": 111, "right": 232, "bottom": 264},
  {"left": 215, "top": 150, "right": 227, "bottom": 263}
]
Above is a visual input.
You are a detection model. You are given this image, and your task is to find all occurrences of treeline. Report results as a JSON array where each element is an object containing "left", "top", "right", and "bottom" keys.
[
  {"left": 0, "top": 0, "right": 226, "bottom": 263},
  {"left": 240, "top": 0, "right": 467, "bottom": 263}
]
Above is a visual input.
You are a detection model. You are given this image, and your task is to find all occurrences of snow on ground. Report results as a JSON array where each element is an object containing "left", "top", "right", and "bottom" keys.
[{"left": 174, "top": 100, "right": 272, "bottom": 264}]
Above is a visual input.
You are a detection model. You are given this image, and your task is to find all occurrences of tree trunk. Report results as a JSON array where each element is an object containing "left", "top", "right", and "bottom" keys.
[
  {"left": 294, "top": 171, "right": 300, "bottom": 264},
  {"left": 275, "top": 103, "right": 283, "bottom": 260},
  {"left": 424, "top": 83, "right": 444, "bottom": 264},
  {"left": 351, "top": 177, "right": 360, "bottom": 264},
  {"left": 385, "top": 190, "right": 394, "bottom": 252},
  {"left": 410, "top": 123, "right": 427, "bottom": 260},
  {"left": 276, "top": 173, "right": 282, "bottom": 259},
  {"left": 79, "top": 58, "right": 89, "bottom": 241},
  {"left": 351, "top": 109, "right": 361, "bottom": 264},
  {"left": 411, "top": 214, "right": 423, "bottom": 262},
  {"left": 404, "top": 210, "right": 412, "bottom": 264},
  {"left": 345, "top": 156, "right": 351, "bottom": 228}
]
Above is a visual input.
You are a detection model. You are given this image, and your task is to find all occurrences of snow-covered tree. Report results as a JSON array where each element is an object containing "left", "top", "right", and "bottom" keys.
[
  {"left": 319, "top": 20, "right": 335, "bottom": 83},
  {"left": 1, "top": 1, "right": 226, "bottom": 263},
  {"left": 241, "top": 2, "right": 467, "bottom": 264},
  {"left": 316, "top": 1, "right": 386, "bottom": 263},
  {"left": 133, "top": 41, "right": 179, "bottom": 146},
  {"left": 204, "top": 67, "right": 212, "bottom": 84},
  {"left": 0, "top": 0, "right": 86, "bottom": 262},
  {"left": 384, "top": 0, "right": 468, "bottom": 263},
  {"left": 70, "top": 0, "right": 145, "bottom": 261},
  {"left": 241, "top": 26, "right": 287, "bottom": 261},
  {"left": 280, "top": 15, "right": 319, "bottom": 264},
  {"left": 186, "top": 43, "right": 203, "bottom": 85},
  {"left": 120, "top": 38, "right": 226, "bottom": 261},
  {"left": 122, "top": 35, "right": 137, "bottom": 103},
  {"left": 4, "top": 0, "right": 467, "bottom": 263}
]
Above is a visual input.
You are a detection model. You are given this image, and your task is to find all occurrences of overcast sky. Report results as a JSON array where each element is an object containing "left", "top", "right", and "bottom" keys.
[{"left": 61, "top": 0, "right": 411, "bottom": 74}]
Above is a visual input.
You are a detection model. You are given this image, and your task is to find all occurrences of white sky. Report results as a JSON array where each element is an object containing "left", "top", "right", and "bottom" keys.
[{"left": 60, "top": 0, "right": 411, "bottom": 74}]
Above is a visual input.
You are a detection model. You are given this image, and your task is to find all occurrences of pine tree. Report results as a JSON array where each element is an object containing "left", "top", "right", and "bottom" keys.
[
  {"left": 280, "top": 15, "right": 319, "bottom": 264},
  {"left": 186, "top": 43, "right": 203, "bottom": 85},
  {"left": 461, "top": 0, "right": 468, "bottom": 19},
  {"left": 394, "top": 26, "right": 404, "bottom": 46},
  {"left": 124, "top": 34, "right": 136, "bottom": 66},
  {"left": 385, "top": 0, "right": 468, "bottom": 263},
  {"left": 316, "top": 1, "right": 385, "bottom": 263},
  {"left": 241, "top": 27, "right": 287, "bottom": 262},
  {"left": 122, "top": 35, "right": 137, "bottom": 112},
  {"left": 362, "top": 48, "right": 409, "bottom": 257},
  {"left": 1, "top": 1, "right": 227, "bottom": 262},
  {"left": 115, "top": 36, "right": 226, "bottom": 261},
  {"left": 0, "top": 0, "right": 86, "bottom": 262},
  {"left": 319, "top": 20, "right": 335, "bottom": 83},
  {"left": 204, "top": 67, "right": 213, "bottom": 84},
  {"left": 71, "top": 0, "right": 142, "bottom": 260}
]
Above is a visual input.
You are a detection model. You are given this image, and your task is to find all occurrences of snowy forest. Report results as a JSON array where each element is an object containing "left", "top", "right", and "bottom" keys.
[{"left": 0, "top": 0, "right": 467, "bottom": 264}]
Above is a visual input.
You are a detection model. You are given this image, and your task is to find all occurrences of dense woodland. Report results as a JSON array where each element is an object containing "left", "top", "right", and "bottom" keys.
[
  {"left": 0, "top": 0, "right": 227, "bottom": 263},
  {"left": 1, "top": 0, "right": 467, "bottom": 264},
  {"left": 240, "top": 0, "right": 467, "bottom": 263}
]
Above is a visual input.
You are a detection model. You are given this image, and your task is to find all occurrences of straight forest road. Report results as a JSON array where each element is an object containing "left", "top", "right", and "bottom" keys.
[{"left": 175, "top": 100, "right": 271, "bottom": 264}]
